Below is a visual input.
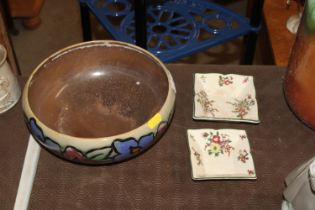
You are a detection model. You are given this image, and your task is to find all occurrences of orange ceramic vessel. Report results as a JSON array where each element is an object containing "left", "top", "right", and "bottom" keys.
[{"left": 284, "top": 1, "right": 315, "bottom": 129}]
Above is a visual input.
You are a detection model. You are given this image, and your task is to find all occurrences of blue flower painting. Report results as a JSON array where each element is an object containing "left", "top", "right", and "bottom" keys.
[{"left": 113, "top": 133, "right": 155, "bottom": 161}]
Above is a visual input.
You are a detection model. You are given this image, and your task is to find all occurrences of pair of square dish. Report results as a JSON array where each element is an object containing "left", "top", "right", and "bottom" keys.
[{"left": 188, "top": 73, "right": 258, "bottom": 180}]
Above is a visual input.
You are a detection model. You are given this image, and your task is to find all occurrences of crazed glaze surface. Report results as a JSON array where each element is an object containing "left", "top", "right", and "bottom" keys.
[{"left": 22, "top": 41, "right": 176, "bottom": 164}]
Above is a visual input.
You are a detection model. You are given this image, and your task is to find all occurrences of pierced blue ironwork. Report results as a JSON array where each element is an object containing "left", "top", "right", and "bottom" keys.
[{"left": 80, "top": 0, "right": 259, "bottom": 63}]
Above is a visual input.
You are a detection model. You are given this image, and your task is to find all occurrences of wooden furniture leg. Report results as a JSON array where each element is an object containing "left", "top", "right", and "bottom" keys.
[
  {"left": 7, "top": 0, "right": 45, "bottom": 30},
  {"left": 22, "top": 15, "right": 41, "bottom": 29},
  {"left": 241, "top": 0, "right": 265, "bottom": 65}
]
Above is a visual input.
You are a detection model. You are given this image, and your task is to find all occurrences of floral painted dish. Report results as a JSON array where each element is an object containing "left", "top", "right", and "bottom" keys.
[
  {"left": 193, "top": 73, "right": 259, "bottom": 123},
  {"left": 187, "top": 129, "right": 256, "bottom": 180}
]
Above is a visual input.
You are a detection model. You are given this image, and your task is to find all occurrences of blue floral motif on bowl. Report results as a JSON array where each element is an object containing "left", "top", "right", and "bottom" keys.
[
  {"left": 27, "top": 118, "right": 61, "bottom": 153},
  {"left": 112, "top": 133, "right": 155, "bottom": 161},
  {"left": 26, "top": 117, "right": 169, "bottom": 164}
]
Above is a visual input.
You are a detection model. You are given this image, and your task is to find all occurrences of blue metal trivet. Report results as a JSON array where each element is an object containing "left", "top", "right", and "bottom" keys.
[{"left": 80, "top": 0, "right": 261, "bottom": 63}]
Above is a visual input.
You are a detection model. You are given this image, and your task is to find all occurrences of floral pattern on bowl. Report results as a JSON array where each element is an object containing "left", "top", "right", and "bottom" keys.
[
  {"left": 187, "top": 129, "right": 256, "bottom": 180},
  {"left": 26, "top": 117, "right": 170, "bottom": 164},
  {"left": 193, "top": 73, "right": 259, "bottom": 123}
]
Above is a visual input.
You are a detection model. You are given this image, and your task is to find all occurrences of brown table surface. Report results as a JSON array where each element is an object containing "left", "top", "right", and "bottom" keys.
[{"left": 1, "top": 64, "right": 315, "bottom": 210}]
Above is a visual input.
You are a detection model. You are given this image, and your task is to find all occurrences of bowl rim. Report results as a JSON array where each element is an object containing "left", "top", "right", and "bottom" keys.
[{"left": 22, "top": 40, "right": 176, "bottom": 145}]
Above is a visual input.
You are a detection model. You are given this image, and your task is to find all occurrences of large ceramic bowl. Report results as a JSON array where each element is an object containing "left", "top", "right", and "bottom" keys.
[{"left": 22, "top": 40, "right": 176, "bottom": 164}]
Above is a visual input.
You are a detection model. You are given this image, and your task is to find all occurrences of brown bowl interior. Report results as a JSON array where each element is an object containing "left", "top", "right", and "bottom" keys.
[{"left": 28, "top": 43, "right": 169, "bottom": 138}]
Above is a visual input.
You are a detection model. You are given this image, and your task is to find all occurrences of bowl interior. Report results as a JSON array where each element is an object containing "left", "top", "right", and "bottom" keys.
[{"left": 27, "top": 43, "right": 169, "bottom": 138}]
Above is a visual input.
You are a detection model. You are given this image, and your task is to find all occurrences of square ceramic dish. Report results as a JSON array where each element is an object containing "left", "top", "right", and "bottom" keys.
[
  {"left": 187, "top": 129, "right": 256, "bottom": 180},
  {"left": 193, "top": 73, "right": 259, "bottom": 123}
]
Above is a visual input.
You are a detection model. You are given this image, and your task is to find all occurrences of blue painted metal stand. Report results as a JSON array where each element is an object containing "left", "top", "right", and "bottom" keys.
[{"left": 79, "top": 0, "right": 262, "bottom": 64}]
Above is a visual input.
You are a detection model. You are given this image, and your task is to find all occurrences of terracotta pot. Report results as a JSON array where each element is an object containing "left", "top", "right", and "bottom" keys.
[{"left": 284, "top": 0, "right": 315, "bottom": 129}]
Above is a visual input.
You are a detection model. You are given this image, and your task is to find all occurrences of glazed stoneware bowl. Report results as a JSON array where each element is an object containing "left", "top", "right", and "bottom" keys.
[{"left": 22, "top": 40, "right": 176, "bottom": 164}]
